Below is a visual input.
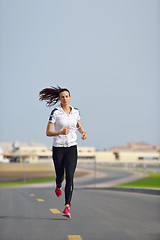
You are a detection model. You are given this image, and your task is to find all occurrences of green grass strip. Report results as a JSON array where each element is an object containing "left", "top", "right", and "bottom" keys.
[
  {"left": 116, "top": 171, "right": 160, "bottom": 188},
  {"left": 0, "top": 177, "right": 56, "bottom": 186}
]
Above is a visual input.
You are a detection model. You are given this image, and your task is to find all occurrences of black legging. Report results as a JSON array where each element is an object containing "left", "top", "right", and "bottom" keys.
[{"left": 52, "top": 145, "right": 77, "bottom": 205}]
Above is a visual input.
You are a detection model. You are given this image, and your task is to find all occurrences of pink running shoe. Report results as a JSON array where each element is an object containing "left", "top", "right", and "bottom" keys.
[
  {"left": 55, "top": 187, "right": 62, "bottom": 197},
  {"left": 62, "top": 205, "right": 71, "bottom": 218}
]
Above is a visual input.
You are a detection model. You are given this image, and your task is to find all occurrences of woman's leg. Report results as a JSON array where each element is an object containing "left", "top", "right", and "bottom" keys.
[
  {"left": 52, "top": 147, "right": 65, "bottom": 188},
  {"left": 64, "top": 145, "right": 77, "bottom": 205}
]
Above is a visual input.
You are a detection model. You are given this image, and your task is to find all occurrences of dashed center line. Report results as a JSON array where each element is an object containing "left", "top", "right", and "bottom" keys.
[
  {"left": 28, "top": 194, "right": 82, "bottom": 239},
  {"left": 68, "top": 235, "right": 82, "bottom": 240},
  {"left": 36, "top": 199, "right": 45, "bottom": 202},
  {"left": 50, "top": 209, "right": 61, "bottom": 214}
]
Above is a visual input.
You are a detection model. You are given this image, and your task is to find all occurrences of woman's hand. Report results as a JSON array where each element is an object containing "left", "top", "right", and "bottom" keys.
[
  {"left": 61, "top": 128, "right": 70, "bottom": 135},
  {"left": 77, "top": 120, "right": 87, "bottom": 140},
  {"left": 81, "top": 132, "right": 87, "bottom": 140}
]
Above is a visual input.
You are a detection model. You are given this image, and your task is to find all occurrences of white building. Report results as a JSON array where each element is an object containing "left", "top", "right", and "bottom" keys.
[
  {"left": 3, "top": 145, "right": 52, "bottom": 163},
  {"left": 1, "top": 142, "right": 160, "bottom": 165},
  {"left": 0, "top": 147, "right": 4, "bottom": 162}
]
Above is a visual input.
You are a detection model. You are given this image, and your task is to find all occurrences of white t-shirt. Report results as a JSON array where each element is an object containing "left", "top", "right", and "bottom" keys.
[{"left": 49, "top": 104, "right": 80, "bottom": 147}]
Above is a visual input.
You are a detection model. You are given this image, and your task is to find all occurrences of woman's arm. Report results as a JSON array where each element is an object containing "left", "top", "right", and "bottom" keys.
[
  {"left": 77, "top": 120, "right": 87, "bottom": 140},
  {"left": 46, "top": 122, "right": 69, "bottom": 136}
]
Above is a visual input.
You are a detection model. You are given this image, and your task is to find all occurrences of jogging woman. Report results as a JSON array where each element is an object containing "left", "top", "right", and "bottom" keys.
[{"left": 39, "top": 86, "right": 87, "bottom": 218}]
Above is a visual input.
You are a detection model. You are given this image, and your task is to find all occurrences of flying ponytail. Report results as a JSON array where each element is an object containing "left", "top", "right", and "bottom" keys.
[{"left": 39, "top": 86, "right": 70, "bottom": 107}]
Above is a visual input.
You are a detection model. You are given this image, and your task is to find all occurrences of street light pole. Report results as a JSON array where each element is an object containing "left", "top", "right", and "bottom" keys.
[{"left": 94, "top": 157, "right": 96, "bottom": 188}]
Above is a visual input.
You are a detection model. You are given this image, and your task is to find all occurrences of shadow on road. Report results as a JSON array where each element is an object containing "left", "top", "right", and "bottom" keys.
[{"left": 0, "top": 216, "right": 67, "bottom": 221}]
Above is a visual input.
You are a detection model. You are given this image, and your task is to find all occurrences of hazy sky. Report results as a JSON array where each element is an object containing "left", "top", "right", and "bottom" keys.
[{"left": 0, "top": 0, "right": 159, "bottom": 150}]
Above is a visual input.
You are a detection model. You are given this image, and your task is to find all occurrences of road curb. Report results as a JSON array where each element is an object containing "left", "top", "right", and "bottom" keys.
[{"left": 80, "top": 187, "right": 160, "bottom": 196}]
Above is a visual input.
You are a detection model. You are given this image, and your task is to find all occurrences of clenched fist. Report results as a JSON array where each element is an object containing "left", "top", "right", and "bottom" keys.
[{"left": 61, "top": 128, "right": 70, "bottom": 135}]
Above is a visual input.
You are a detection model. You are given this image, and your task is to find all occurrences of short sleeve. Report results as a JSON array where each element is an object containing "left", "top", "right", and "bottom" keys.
[
  {"left": 74, "top": 108, "right": 80, "bottom": 121},
  {"left": 49, "top": 108, "right": 57, "bottom": 123},
  {"left": 77, "top": 110, "right": 80, "bottom": 120}
]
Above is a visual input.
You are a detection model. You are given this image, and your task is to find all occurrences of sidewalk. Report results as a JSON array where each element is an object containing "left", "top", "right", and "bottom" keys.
[
  {"left": 76, "top": 168, "right": 160, "bottom": 196},
  {"left": 1, "top": 168, "right": 160, "bottom": 195},
  {"left": 76, "top": 170, "right": 148, "bottom": 188}
]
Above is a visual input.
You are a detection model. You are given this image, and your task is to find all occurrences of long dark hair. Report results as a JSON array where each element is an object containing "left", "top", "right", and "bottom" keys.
[{"left": 39, "top": 86, "right": 70, "bottom": 106}]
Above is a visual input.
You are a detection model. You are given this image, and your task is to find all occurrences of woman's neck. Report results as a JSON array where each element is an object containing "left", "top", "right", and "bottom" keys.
[{"left": 61, "top": 104, "right": 71, "bottom": 114}]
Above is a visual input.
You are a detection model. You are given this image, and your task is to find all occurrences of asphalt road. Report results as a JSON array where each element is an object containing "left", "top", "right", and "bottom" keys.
[{"left": 0, "top": 186, "right": 160, "bottom": 240}]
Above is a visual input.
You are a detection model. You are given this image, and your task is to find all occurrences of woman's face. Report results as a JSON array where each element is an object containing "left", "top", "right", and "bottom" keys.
[{"left": 59, "top": 91, "right": 71, "bottom": 106}]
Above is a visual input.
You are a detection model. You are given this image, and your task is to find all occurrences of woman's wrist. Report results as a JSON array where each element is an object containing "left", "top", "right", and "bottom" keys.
[{"left": 81, "top": 131, "right": 86, "bottom": 134}]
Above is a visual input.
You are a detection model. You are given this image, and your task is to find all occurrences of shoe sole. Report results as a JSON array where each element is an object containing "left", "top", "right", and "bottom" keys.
[{"left": 62, "top": 213, "right": 71, "bottom": 218}]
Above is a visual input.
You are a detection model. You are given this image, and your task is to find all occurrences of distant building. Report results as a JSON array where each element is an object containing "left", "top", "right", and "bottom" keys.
[
  {"left": 109, "top": 142, "right": 158, "bottom": 152},
  {"left": 78, "top": 147, "right": 96, "bottom": 159},
  {"left": 0, "top": 148, "right": 4, "bottom": 162},
  {"left": 3, "top": 145, "right": 96, "bottom": 163},
  {"left": 0, "top": 141, "right": 160, "bottom": 165},
  {"left": 3, "top": 145, "right": 52, "bottom": 163},
  {"left": 156, "top": 145, "right": 160, "bottom": 151}
]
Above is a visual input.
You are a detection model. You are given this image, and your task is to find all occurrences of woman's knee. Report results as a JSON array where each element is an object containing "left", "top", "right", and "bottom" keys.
[{"left": 65, "top": 173, "right": 74, "bottom": 185}]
